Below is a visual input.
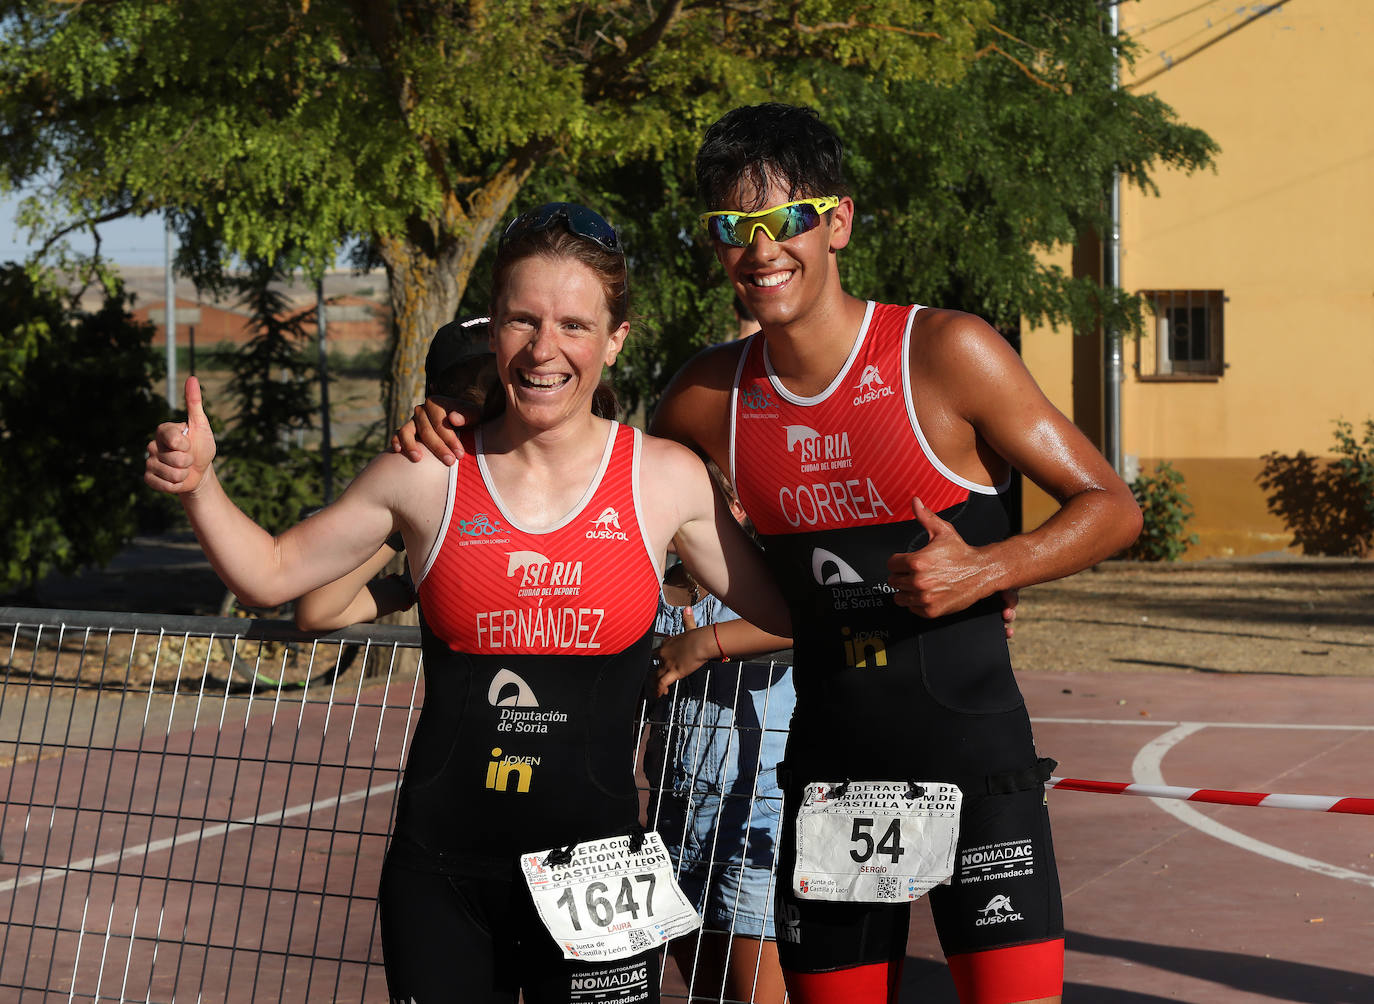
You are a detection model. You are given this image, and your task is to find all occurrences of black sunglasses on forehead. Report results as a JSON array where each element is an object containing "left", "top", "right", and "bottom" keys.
[{"left": 500, "top": 202, "right": 623, "bottom": 255}]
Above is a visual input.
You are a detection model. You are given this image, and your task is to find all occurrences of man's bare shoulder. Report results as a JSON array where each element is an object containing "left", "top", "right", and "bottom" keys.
[
  {"left": 909, "top": 306, "right": 1024, "bottom": 380},
  {"left": 666, "top": 339, "right": 748, "bottom": 398},
  {"left": 911, "top": 306, "right": 1011, "bottom": 352}
]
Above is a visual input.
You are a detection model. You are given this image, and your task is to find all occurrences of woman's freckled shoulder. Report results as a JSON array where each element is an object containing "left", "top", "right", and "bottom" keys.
[
  {"left": 640, "top": 433, "right": 707, "bottom": 481},
  {"left": 357, "top": 449, "right": 453, "bottom": 503}
]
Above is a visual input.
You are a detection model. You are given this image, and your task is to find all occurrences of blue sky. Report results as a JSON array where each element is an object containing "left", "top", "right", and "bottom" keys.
[{"left": 0, "top": 192, "right": 169, "bottom": 266}]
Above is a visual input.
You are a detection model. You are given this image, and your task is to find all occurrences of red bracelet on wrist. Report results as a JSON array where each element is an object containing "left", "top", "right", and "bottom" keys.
[{"left": 712, "top": 622, "right": 729, "bottom": 662}]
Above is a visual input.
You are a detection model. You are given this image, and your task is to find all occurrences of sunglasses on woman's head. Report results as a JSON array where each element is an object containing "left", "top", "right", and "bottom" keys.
[
  {"left": 500, "top": 202, "right": 622, "bottom": 255},
  {"left": 699, "top": 196, "right": 840, "bottom": 248}
]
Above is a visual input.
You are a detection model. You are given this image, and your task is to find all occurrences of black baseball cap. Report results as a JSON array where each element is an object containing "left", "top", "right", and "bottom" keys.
[{"left": 425, "top": 315, "right": 491, "bottom": 388}]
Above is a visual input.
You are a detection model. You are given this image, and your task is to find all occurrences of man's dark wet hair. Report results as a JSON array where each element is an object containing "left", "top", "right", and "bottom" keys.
[{"left": 695, "top": 103, "right": 848, "bottom": 211}]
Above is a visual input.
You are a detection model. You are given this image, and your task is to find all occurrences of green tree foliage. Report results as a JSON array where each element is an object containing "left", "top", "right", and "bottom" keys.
[
  {"left": 1258, "top": 419, "right": 1374, "bottom": 557},
  {"left": 1, "top": 0, "right": 999, "bottom": 430},
  {"left": 214, "top": 260, "right": 372, "bottom": 534},
  {"left": 1125, "top": 461, "right": 1197, "bottom": 562},
  {"left": 832, "top": 0, "right": 1217, "bottom": 337},
  {"left": 465, "top": 0, "right": 1217, "bottom": 415},
  {"left": 0, "top": 266, "right": 169, "bottom": 597}
]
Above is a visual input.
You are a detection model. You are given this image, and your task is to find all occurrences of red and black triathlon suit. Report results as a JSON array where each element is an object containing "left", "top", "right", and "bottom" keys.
[
  {"left": 380, "top": 422, "right": 663, "bottom": 1004},
  {"left": 731, "top": 302, "right": 1063, "bottom": 1003}
]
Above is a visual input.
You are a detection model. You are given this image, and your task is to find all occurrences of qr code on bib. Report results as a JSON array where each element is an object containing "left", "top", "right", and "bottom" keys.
[
  {"left": 627, "top": 929, "right": 652, "bottom": 951},
  {"left": 876, "top": 877, "right": 900, "bottom": 900}
]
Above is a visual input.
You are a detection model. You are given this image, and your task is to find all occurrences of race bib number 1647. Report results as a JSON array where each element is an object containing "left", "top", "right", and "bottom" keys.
[
  {"left": 521, "top": 831, "right": 701, "bottom": 962},
  {"left": 793, "top": 780, "right": 962, "bottom": 903}
]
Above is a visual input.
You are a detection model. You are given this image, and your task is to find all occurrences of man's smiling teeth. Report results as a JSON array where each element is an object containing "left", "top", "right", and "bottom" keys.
[
  {"left": 521, "top": 371, "right": 568, "bottom": 388},
  {"left": 751, "top": 271, "right": 792, "bottom": 287}
]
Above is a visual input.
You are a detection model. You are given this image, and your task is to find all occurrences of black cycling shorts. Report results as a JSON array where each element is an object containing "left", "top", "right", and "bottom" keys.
[
  {"left": 379, "top": 853, "right": 660, "bottom": 1004},
  {"left": 774, "top": 782, "right": 1063, "bottom": 972}
]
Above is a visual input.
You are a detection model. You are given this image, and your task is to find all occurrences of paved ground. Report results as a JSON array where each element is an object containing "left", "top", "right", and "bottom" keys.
[
  {"left": 900, "top": 669, "right": 1374, "bottom": 1003},
  {"left": 29, "top": 532, "right": 228, "bottom": 617},
  {"left": 20, "top": 541, "right": 1374, "bottom": 1001}
]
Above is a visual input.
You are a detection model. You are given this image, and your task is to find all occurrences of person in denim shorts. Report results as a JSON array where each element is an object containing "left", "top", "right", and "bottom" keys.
[{"left": 646, "top": 467, "right": 794, "bottom": 1004}]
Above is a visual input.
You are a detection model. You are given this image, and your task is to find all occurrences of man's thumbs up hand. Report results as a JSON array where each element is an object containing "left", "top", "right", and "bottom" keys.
[{"left": 886, "top": 497, "right": 990, "bottom": 619}]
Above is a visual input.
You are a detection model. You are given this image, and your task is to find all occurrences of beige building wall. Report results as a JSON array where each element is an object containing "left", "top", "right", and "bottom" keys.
[{"left": 1023, "top": 1, "right": 1374, "bottom": 558}]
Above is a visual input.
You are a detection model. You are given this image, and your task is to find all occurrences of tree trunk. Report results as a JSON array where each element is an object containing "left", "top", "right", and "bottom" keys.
[
  {"left": 377, "top": 158, "right": 536, "bottom": 434},
  {"left": 379, "top": 239, "right": 465, "bottom": 433},
  {"left": 369, "top": 160, "right": 537, "bottom": 663}
]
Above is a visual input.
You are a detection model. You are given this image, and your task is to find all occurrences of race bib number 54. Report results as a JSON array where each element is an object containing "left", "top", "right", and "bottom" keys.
[
  {"left": 521, "top": 831, "right": 701, "bottom": 961},
  {"left": 794, "top": 781, "right": 962, "bottom": 903}
]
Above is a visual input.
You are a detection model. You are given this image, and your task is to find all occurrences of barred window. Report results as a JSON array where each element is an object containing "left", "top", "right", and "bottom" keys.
[{"left": 1140, "top": 289, "right": 1225, "bottom": 379}]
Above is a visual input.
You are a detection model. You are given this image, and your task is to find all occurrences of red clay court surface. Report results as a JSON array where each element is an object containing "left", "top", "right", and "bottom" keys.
[
  {"left": 888, "top": 668, "right": 1374, "bottom": 1004},
  {"left": 4, "top": 665, "right": 1371, "bottom": 1002}
]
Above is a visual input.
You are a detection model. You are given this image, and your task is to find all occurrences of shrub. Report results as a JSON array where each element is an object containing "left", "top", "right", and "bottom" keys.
[
  {"left": 0, "top": 266, "right": 170, "bottom": 597},
  {"left": 1258, "top": 419, "right": 1374, "bottom": 557},
  {"left": 1126, "top": 461, "right": 1198, "bottom": 562}
]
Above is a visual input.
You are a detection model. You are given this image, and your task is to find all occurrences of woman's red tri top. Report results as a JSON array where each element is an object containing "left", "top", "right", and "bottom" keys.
[
  {"left": 396, "top": 422, "right": 662, "bottom": 875},
  {"left": 417, "top": 422, "right": 661, "bottom": 655}
]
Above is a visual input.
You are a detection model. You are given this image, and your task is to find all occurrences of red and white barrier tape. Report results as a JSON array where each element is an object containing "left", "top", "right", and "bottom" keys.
[{"left": 1045, "top": 776, "right": 1374, "bottom": 815}]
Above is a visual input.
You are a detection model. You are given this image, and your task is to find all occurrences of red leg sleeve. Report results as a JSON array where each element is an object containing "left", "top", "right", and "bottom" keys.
[
  {"left": 946, "top": 938, "right": 1064, "bottom": 1004},
  {"left": 782, "top": 959, "right": 903, "bottom": 1004}
]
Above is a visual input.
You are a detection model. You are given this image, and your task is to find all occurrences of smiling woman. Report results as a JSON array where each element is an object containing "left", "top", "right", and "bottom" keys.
[
  {"left": 485, "top": 222, "right": 628, "bottom": 442},
  {"left": 142, "top": 202, "right": 791, "bottom": 1004}
]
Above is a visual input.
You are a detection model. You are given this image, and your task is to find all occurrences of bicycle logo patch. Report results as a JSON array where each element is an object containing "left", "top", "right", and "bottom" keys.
[{"left": 456, "top": 512, "right": 504, "bottom": 537}]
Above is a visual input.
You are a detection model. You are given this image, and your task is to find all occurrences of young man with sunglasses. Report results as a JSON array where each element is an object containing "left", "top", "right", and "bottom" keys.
[
  {"left": 394, "top": 108, "right": 1140, "bottom": 1003},
  {"left": 646, "top": 104, "right": 1141, "bottom": 1004}
]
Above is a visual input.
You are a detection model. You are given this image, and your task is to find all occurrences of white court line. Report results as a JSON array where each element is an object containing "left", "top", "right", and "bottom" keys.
[
  {"left": 0, "top": 780, "right": 399, "bottom": 894},
  {"left": 1130, "top": 723, "right": 1374, "bottom": 888},
  {"left": 1033, "top": 716, "right": 1374, "bottom": 731}
]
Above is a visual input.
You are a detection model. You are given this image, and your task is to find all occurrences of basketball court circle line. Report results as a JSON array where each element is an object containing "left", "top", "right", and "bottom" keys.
[
  {"left": 1035, "top": 716, "right": 1374, "bottom": 887},
  {"left": 0, "top": 780, "right": 400, "bottom": 894},
  {"left": 1127, "top": 722, "right": 1374, "bottom": 888}
]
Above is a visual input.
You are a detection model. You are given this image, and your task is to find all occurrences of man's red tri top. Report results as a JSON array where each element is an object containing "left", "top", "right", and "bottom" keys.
[
  {"left": 395, "top": 422, "right": 662, "bottom": 875},
  {"left": 730, "top": 301, "right": 1039, "bottom": 787},
  {"left": 731, "top": 301, "right": 991, "bottom": 536}
]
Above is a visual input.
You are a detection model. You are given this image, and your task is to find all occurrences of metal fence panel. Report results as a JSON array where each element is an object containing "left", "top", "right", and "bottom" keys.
[
  {"left": 0, "top": 608, "right": 785, "bottom": 1003},
  {"left": 0, "top": 609, "right": 420, "bottom": 1004}
]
